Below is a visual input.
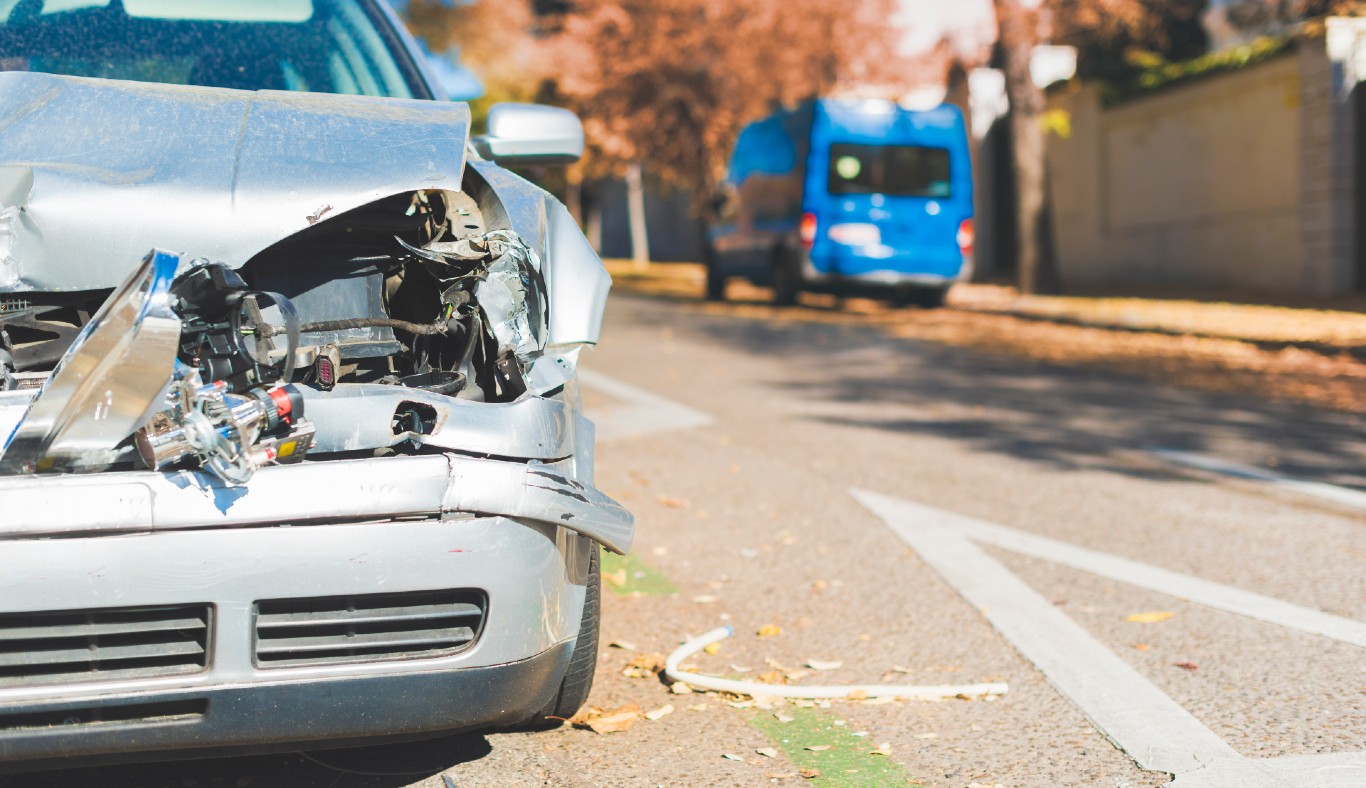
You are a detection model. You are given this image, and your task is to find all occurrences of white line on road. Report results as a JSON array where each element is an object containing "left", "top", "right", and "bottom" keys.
[
  {"left": 929, "top": 506, "right": 1366, "bottom": 649},
  {"left": 578, "top": 368, "right": 714, "bottom": 441},
  {"left": 1150, "top": 449, "right": 1366, "bottom": 511},
  {"left": 853, "top": 488, "right": 1366, "bottom": 787}
]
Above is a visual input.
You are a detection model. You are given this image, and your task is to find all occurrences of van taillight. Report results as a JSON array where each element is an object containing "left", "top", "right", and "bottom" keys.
[
  {"left": 800, "top": 213, "right": 817, "bottom": 249},
  {"left": 957, "top": 218, "right": 975, "bottom": 258}
]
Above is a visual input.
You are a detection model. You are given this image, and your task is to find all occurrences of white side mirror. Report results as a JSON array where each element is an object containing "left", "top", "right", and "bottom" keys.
[{"left": 472, "top": 103, "right": 584, "bottom": 166}]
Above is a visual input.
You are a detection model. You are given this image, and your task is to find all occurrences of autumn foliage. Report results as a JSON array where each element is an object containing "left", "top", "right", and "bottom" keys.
[
  {"left": 549, "top": 0, "right": 902, "bottom": 197},
  {"left": 403, "top": 0, "right": 909, "bottom": 211}
]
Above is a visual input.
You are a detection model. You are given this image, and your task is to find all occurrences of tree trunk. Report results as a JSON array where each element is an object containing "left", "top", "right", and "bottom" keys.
[
  {"left": 995, "top": 0, "right": 1060, "bottom": 294},
  {"left": 625, "top": 162, "right": 651, "bottom": 271}
]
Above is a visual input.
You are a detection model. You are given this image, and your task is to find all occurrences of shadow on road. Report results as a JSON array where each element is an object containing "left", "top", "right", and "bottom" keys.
[
  {"left": 616, "top": 293, "right": 1366, "bottom": 490},
  {"left": 6, "top": 732, "right": 492, "bottom": 788}
]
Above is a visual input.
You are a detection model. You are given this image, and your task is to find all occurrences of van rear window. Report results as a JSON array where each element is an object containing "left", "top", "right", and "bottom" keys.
[{"left": 827, "top": 143, "right": 951, "bottom": 198}]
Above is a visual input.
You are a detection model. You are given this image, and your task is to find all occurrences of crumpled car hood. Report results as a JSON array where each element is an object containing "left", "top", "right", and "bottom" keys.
[{"left": 0, "top": 71, "right": 471, "bottom": 293}]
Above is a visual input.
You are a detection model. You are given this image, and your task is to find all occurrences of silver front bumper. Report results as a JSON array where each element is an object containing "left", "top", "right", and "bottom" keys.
[
  {"left": 0, "top": 451, "right": 633, "bottom": 555},
  {"left": 0, "top": 516, "right": 594, "bottom": 764}
]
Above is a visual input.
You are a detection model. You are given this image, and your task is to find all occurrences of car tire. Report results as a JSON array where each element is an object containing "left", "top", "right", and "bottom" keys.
[
  {"left": 703, "top": 243, "right": 726, "bottom": 301},
  {"left": 519, "top": 546, "right": 601, "bottom": 729},
  {"left": 771, "top": 248, "right": 800, "bottom": 307},
  {"left": 894, "top": 285, "right": 948, "bottom": 310}
]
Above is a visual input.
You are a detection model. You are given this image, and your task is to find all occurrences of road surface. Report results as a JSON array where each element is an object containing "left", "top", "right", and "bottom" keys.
[{"left": 17, "top": 292, "right": 1366, "bottom": 787}]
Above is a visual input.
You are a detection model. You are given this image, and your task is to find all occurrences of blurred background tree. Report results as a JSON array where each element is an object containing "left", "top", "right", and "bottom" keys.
[
  {"left": 544, "top": 0, "right": 905, "bottom": 220},
  {"left": 403, "top": 0, "right": 548, "bottom": 124}
]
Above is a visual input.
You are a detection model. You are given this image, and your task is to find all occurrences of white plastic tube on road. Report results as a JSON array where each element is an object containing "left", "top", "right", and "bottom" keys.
[{"left": 665, "top": 627, "right": 1009, "bottom": 701}]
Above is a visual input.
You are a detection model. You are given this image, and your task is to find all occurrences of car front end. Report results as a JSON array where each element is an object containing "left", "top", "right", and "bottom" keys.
[{"left": 0, "top": 61, "right": 629, "bottom": 770}]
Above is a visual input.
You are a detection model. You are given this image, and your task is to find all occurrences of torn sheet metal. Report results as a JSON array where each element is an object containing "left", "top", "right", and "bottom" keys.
[
  {"left": 0, "top": 251, "right": 181, "bottom": 474},
  {"left": 0, "top": 71, "right": 470, "bottom": 292},
  {"left": 297, "top": 383, "right": 573, "bottom": 458},
  {"left": 468, "top": 163, "right": 611, "bottom": 350},
  {"left": 0, "top": 452, "right": 634, "bottom": 554}
]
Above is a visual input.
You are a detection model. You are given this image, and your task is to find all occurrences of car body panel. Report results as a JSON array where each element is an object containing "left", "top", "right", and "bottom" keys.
[{"left": 0, "top": 71, "right": 471, "bottom": 294}]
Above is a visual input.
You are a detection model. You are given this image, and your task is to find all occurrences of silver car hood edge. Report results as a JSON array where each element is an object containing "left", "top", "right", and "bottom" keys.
[{"left": 0, "top": 71, "right": 471, "bottom": 293}]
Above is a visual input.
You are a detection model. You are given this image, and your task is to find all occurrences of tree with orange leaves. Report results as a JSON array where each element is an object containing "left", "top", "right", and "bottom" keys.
[{"left": 547, "top": 0, "right": 905, "bottom": 219}]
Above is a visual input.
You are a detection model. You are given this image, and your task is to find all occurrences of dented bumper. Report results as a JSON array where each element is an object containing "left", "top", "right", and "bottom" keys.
[{"left": 0, "top": 449, "right": 633, "bottom": 554}]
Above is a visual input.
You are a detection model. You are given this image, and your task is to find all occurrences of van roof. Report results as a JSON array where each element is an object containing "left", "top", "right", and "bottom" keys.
[{"left": 814, "top": 98, "right": 966, "bottom": 147}]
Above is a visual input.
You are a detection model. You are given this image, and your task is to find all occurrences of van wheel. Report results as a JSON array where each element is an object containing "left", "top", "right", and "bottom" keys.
[
  {"left": 771, "top": 248, "right": 800, "bottom": 307},
  {"left": 703, "top": 243, "right": 726, "bottom": 301},
  {"left": 519, "top": 547, "right": 600, "bottom": 729},
  {"left": 894, "top": 286, "right": 948, "bottom": 310}
]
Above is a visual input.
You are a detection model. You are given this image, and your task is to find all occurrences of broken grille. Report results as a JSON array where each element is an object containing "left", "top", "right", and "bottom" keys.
[
  {"left": 254, "top": 590, "right": 485, "bottom": 668},
  {"left": 0, "top": 605, "right": 211, "bottom": 688}
]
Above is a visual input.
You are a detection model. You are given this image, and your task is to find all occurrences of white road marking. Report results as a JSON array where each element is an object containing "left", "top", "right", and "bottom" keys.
[
  {"left": 1150, "top": 449, "right": 1366, "bottom": 511},
  {"left": 853, "top": 488, "right": 1366, "bottom": 788},
  {"left": 936, "top": 508, "right": 1366, "bottom": 649},
  {"left": 578, "top": 368, "right": 714, "bottom": 441}
]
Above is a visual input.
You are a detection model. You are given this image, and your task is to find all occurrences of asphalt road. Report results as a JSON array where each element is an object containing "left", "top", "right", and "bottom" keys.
[{"left": 15, "top": 292, "right": 1366, "bottom": 788}]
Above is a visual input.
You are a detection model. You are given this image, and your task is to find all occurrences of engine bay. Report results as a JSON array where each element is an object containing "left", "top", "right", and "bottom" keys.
[{"left": 0, "top": 180, "right": 561, "bottom": 486}]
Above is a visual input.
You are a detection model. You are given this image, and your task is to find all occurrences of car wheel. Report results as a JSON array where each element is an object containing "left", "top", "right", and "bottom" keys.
[
  {"left": 520, "top": 546, "right": 601, "bottom": 728},
  {"left": 703, "top": 244, "right": 726, "bottom": 301},
  {"left": 894, "top": 285, "right": 948, "bottom": 310},
  {"left": 771, "top": 248, "right": 800, "bottom": 307}
]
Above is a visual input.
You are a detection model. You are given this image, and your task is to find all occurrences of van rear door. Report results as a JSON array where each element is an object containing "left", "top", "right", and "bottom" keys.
[{"left": 807, "top": 102, "right": 971, "bottom": 280}]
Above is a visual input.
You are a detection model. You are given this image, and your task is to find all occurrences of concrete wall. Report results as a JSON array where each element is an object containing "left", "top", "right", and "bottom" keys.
[{"left": 1047, "top": 54, "right": 1313, "bottom": 293}]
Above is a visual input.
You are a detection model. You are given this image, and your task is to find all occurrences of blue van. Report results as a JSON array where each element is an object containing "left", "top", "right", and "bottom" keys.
[{"left": 705, "top": 98, "right": 974, "bottom": 307}]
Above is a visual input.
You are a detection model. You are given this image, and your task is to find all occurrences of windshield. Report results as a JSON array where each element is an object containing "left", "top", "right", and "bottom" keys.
[
  {"left": 0, "top": 0, "right": 423, "bottom": 98},
  {"left": 827, "top": 142, "right": 953, "bottom": 199}
]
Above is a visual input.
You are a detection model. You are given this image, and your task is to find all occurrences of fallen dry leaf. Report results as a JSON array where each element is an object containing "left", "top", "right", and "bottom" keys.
[
  {"left": 757, "top": 624, "right": 782, "bottom": 638},
  {"left": 1133, "top": 643, "right": 1153, "bottom": 651},
  {"left": 730, "top": 664, "right": 753, "bottom": 673},
  {"left": 1124, "top": 611, "right": 1176, "bottom": 624},
  {"left": 756, "top": 747, "right": 779, "bottom": 758},
  {"left": 622, "top": 653, "right": 666, "bottom": 679},
  {"left": 670, "top": 681, "right": 694, "bottom": 695},
  {"left": 811, "top": 580, "right": 828, "bottom": 592},
  {"left": 658, "top": 495, "right": 691, "bottom": 509},
  {"left": 800, "top": 768, "right": 821, "bottom": 779},
  {"left": 752, "top": 694, "right": 780, "bottom": 710},
  {"left": 774, "top": 712, "right": 795, "bottom": 723},
  {"left": 721, "top": 753, "right": 743, "bottom": 762},
  {"left": 846, "top": 689, "right": 869, "bottom": 700},
  {"left": 1174, "top": 661, "right": 1199, "bottom": 671},
  {"left": 805, "top": 745, "right": 831, "bottom": 752},
  {"left": 692, "top": 595, "right": 719, "bottom": 604},
  {"left": 604, "top": 569, "right": 628, "bottom": 587},
  {"left": 608, "top": 640, "right": 637, "bottom": 651},
  {"left": 757, "top": 670, "right": 789, "bottom": 685},
  {"left": 870, "top": 743, "right": 894, "bottom": 756},
  {"left": 644, "top": 704, "right": 675, "bottom": 721},
  {"left": 704, "top": 642, "right": 722, "bottom": 655},
  {"left": 688, "top": 703, "right": 709, "bottom": 711},
  {"left": 568, "top": 704, "right": 642, "bottom": 734},
  {"left": 806, "top": 660, "right": 843, "bottom": 671}
]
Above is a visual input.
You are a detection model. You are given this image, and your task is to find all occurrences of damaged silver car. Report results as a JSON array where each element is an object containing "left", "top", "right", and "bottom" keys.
[{"left": 0, "top": 0, "right": 630, "bottom": 770}]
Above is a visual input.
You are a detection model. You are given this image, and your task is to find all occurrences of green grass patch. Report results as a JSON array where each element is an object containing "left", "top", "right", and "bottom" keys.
[
  {"left": 601, "top": 550, "right": 677, "bottom": 596},
  {"left": 748, "top": 706, "right": 919, "bottom": 786}
]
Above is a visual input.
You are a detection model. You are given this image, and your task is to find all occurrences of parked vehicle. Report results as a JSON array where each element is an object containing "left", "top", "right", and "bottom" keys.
[
  {"left": 0, "top": 0, "right": 629, "bottom": 771},
  {"left": 705, "top": 98, "right": 974, "bottom": 307}
]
